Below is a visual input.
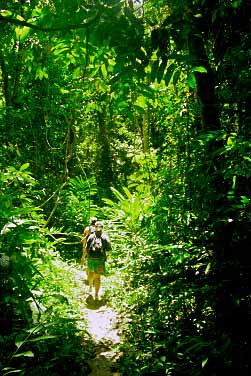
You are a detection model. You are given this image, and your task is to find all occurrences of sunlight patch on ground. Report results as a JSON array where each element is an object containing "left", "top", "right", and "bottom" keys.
[
  {"left": 76, "top": 270, "right": 122, "bottom": 345},
  {"left": 76, "top": 271, "right": 123, "bottom": 375},
  {"left": 86, "top": 307, "right": 120, "bottom": 344}
]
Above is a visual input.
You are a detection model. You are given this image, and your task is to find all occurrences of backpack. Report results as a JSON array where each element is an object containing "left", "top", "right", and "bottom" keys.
[
  {"left": 87, "top": 233, "right": 107, "bottom": 260},
  {"left": 83, "top": 224, "right": 95, "bottom": 242}
]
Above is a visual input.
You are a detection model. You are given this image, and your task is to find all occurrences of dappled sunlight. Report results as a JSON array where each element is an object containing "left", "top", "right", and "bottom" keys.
[
  {"left": 86, "top": 307, "right": 120, "bottom": 344},
  {"left": 81, "top": 277, "right": 121, "bottom": 345},
  {"left": 77, "top": 270, "right": 123, "bottom": 375}
]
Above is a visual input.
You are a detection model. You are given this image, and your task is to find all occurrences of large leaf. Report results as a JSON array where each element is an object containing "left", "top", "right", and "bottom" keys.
[
  {"left": 164, "top": 63, "right": 176, "bottom": 86},
  {"left": 192, "top": 66, "right": 207, "bottom": 73},
  {"left": 187, "top": 72, "right": 196, "bottom": 88},
  {"left": 157, "top": 60, "right": 167, "bottom": 84},
  {"left": 150, "top": 59, "right": 159, "bottom": 82}
]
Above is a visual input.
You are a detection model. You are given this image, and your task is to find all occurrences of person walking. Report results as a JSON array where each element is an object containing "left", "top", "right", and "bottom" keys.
[
  {"left": 81, "top": 216, "right": 97, "bottom": 267},
  {"left": 86, "top": 221, "right": 111, "bottom": 300}
]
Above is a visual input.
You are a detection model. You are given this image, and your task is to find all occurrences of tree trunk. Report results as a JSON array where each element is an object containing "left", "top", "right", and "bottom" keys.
[
  {"left": 188, "top": 32, "right": 220, "bottom": 132},
  {"left": 96, "top": 111, "right": 114, "bottom": 201}
]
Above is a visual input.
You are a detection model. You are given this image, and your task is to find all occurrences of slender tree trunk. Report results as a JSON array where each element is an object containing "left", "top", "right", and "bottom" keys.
[
  {"left": 0, "top": 51, "right": 10, "bottom": 107},
  {"left": 142, "top": 111, "right": 150, "bottom": 153},
  {"left": 188, "top": 32, "right": 220, "bottom": 132},
  {"left": 96, "top": 111, "right": 113, "bottom": 200}
]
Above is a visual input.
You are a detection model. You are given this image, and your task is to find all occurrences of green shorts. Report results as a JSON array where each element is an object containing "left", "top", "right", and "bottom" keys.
[{"left": 87, "top": 259, "right": 106, "bottom": 274}]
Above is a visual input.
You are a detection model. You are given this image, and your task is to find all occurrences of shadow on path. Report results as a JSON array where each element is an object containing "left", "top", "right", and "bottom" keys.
[{"left": 78, "top": 271, "right": 123, "bottom": 376}]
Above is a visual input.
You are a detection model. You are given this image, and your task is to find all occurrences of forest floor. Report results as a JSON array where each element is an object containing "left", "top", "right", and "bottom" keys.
[{"left": 75, "top": 268, "right": 124, "bottom": 376}]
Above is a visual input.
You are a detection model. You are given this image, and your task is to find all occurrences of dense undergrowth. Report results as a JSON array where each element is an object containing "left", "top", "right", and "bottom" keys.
[
  {"left": 1, "top": 1, "right": 251, "bottom": 375},
  {"left": 1, "top": 149, "right": 250, "bottom": 375},
  {"left": 1, "top": 255, "right": 94, "bottom": 375},
  {"left": 0, "top": 166, "right": 93, "bottom": 375},
  {"left": 114, "top": 241, "right": 216, "bottom": 376},
  {"left": 1, "top": 163, "right": 249, "bottom": 375},
  {"left": 106, "top": 181, "right": 250, "bottom": 375},
  {"left": 105, "top": 202, "right": 217, "bottom": 376}
]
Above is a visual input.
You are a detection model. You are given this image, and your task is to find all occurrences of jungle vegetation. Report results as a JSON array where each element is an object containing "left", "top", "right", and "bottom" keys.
[{"left": 0, "top": 0, "right": 250, "bottom": 375}]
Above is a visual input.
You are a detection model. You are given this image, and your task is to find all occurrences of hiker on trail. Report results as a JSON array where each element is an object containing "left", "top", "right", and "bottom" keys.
[
  {"left": 86, "top": 221, "right": 111, "bottom": 300},
  {"left": 81, "top": 216, "right": 97, "bottom": 266}
]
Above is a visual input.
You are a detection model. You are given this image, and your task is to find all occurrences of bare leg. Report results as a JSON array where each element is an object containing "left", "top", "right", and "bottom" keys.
[
  {"left": 88, "top": 271, "right": 95, "bottom": 295},
  {"left": 94, "top": 273, "right": 101, "bottom": 299}
]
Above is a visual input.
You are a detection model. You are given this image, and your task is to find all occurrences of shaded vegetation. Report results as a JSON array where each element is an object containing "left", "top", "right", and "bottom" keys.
[{"left": 1, "top": 0, "right": 250, "bottom": 375}]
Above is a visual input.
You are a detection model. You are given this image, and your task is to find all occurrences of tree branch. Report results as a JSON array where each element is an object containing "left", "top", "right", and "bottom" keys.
[{"left": 0, "top": 11, "right": 101, "bottom": 33}]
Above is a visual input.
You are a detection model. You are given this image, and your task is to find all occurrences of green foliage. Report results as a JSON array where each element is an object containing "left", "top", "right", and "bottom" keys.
[
  {"left": 0, "top": 0, "right": 250, "bottom": 374},
  {"left": 0, "top": 166, "right": 93, "bottom": 376},
  {"left": 109, "top": 216, "right": 216, "bottom": 376},
  {"left": 103, "top": 185, "right": 154, "bottom": 234},
  {"left": 1, "top": 258, "right": 93, "bottom": 376},
  {"left": 52, "top": 176, "right": 98, "bottom": 259},
  {"left": 60, "top": 176, "right": 97, "bottom": 232}
]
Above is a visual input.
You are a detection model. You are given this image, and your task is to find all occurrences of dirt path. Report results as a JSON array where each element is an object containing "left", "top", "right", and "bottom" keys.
[{"left": 78, "top": 270, "right": 123, "bottom": 376}]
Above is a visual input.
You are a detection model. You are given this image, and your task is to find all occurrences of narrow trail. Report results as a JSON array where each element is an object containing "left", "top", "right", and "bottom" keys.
[{"left": 76, "top": 269, "right": 124, "bottom": 376}]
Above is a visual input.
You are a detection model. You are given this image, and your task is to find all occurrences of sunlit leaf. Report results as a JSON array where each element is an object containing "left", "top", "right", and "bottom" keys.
[
  {"left": 187, "top": 72, "right": 196, "bottom": 88},
  {"left": 28, "top": 335, "right": 58, "bottom": 342},
  {"left": 16, "top": 14, "right": 25, "bottom": 21},
  {"left": 0, "top": 10, "right": 13, "bottom": 17},
  {"left": 192, "top": 66, "right": 207, "bottom": 73},
  {"left": 2, "top": 368, "right": 22, "bottom": 375},
  {"left": 202, "top": 358, "right": 208, "bottom": 368},
  {"left": 157, "top": 60, "right": 167, "bottom": 84},
  {"left": 164, "top": 63, "right": 176, "bottom": 86},
  {"left": 101, "top": 64, "right": 107, "bottom": 79},
  {"left": 205, "top": 262, "right": 211, "bottom": 274},
  {"left": 15, "top": 26, "right": 30, "bottom": 41},
  {"left": 20, "top": 163, "right": 30, "bottom": 171},
  {"left": 73, "top": 67, "right": 81, "bottom": 79},
  {"left": 13, "top": 351, "right": 34, "bottom": 358}
]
